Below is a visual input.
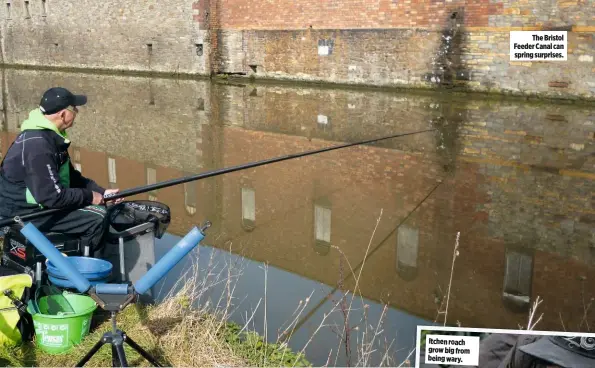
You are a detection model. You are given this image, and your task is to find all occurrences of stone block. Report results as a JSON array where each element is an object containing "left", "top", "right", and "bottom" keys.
[{"left": 548, "top": 81, "right": 570, "bottom": 88}]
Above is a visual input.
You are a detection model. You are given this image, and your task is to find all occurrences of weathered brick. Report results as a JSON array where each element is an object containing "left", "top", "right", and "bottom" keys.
[
  {"left": 0, "top": 0, "right": 592, "bottom": 100},
  {"left": 504, "top": 129, "right": 528, "bottom": 136},
  {"left": 549, "top": 81, "right": 570, "bottom": 88}
]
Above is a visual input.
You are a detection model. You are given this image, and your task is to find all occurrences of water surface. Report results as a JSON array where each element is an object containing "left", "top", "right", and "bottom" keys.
[{"left": 1, "top": 68, "right": 594, "bottom": 366}]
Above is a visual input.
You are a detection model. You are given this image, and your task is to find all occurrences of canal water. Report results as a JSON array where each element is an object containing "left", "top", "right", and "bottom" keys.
[{"left": 1, "top": 67, "right": 594, "bottom": 366}]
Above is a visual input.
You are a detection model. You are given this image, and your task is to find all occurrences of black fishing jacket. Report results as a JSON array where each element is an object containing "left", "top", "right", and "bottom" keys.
[{"left": 0, "top": 110, "right": 105, "bottom": 217}]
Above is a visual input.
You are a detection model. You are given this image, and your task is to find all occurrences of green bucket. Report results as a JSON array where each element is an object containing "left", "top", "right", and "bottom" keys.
[{"left": 26, "top": 292, "right": 97, "bottom": 354}]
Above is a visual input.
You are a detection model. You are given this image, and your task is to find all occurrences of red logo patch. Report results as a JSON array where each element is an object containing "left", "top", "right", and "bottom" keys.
[{"left": 9, "top": 240, "right": 26, "bottom": 260}]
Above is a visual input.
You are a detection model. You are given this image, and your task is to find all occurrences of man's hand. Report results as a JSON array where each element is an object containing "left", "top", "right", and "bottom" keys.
[
  {"left": 92, "top": 191, "right": 104, "bottom": 205},
  {"left": 104, "top": 189, "right": 124, "bottom": 204}
]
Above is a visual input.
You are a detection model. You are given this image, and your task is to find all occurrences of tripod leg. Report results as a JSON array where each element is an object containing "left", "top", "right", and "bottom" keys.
[
  {"left": 112, "top": 345, "right": 120, "bottom": 367},
  {"left": 114, "top": 343, "right": 128, "bottom": 367},
  {"left": 123, "top": 333, "right": 163, "bottom": 367},
  {"left": 75, "top": 335, "right": 108, "bottom": 367}
]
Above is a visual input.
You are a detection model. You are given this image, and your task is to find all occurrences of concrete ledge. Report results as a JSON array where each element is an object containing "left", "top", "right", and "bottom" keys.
[
  {"left": 2, "top": 62, "right": 594, "bottom": 106},
  {"left": 0, "top": 63, "right": 212, "bottom": 81},
  {"left": 223, "top": 73, "right": 595, "bottom": 105}
]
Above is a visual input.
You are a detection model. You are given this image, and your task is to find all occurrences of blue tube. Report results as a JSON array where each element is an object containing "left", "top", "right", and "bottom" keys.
[
  {"left": 20, "top": 222, "right": 91, "bottom": 293},
  {"left": 96, "top": 283, "right": 129, "bottom": 295},
  {"left": 134, "top": 227, "right": 204, "bottom": 295}
]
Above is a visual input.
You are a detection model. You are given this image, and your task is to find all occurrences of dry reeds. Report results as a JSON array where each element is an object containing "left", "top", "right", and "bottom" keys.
[{"left": 143, "top": 249, "right": 247, "bottom": 367}]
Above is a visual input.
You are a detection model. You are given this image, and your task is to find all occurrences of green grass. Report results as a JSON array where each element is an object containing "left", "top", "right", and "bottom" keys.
[
  {"left": 0, "top": 305, "right": 164, "bottom": 367},
  {"left": 0, "top": 300, "right": 311, "bottom": 367},
  {"left": 220, "top": 321, "right": 310, "bottom": 367}
]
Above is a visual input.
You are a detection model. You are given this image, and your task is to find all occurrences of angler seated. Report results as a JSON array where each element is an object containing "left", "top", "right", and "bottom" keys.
[{"left": 0, "top": 87, "right": 122, "bottom": 255}]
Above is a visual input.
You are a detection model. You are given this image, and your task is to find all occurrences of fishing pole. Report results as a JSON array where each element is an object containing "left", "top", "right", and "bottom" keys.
[{"left": 0, "top": 128, "right": 436, "bottom": 227}]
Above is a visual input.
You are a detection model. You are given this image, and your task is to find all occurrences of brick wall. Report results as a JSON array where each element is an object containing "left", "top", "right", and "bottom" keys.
[
  {"left": 0, "top": 1, "right": 592, "bottom": 99},
  {"left": 218, "top": 0, "right": 592, "bottom": 30},
  {"left": 213, "top": 0, "right": 595, "bottom": 99},
  {"left": 218, "top": 0, "right": 502, "bottom": 29},
  {"left": 218, "top": 26, "right": 594, "bottom": 99}
]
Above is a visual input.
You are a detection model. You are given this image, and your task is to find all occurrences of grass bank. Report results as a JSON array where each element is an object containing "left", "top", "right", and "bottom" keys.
[
  {"left": 0, "top": 241, "right": 310, "bottom": 367},
  {"left": 0, "top": 296, "right": 309, "bottom": 367},
  {"left": 0, "top": 288, "right": 309, "bottom": 367}
]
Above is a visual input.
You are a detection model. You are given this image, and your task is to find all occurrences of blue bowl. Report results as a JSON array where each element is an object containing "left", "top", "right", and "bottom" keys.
[
  {"left": 47, "top": 271, "right": 112, "bottom": 282},
  {"left": 46, "top": 256, "right": 113, "bottom": 280},
  {"left": 48, "top": 274, "right": 110, "bottom": 289}
]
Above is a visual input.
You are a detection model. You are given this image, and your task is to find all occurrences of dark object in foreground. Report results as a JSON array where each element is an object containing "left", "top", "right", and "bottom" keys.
[
  {"left": 77, "top": 309, "right": 162, "bottom": 367},
  {"left": 17, "top": 219, "right": 211, "bottom": 367}
]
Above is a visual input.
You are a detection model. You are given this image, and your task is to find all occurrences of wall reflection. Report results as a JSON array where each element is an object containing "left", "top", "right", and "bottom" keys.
[{"left": 1, "top": 67, "right": 593, "bottom": 335}]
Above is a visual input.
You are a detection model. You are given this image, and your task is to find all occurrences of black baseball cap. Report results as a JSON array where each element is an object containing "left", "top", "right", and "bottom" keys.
[{"left": 39, "top": 87, "right": 87, "bottom": 115}]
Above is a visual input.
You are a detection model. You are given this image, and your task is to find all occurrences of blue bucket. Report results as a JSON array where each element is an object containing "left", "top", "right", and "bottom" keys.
[{"left": 46, "top": 257, "right": 113, "bottom": 280}]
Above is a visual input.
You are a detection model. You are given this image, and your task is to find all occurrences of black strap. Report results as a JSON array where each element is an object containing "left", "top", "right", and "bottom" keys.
[{"left": 2, "top": 289, "right": 27, "bottom": 313}]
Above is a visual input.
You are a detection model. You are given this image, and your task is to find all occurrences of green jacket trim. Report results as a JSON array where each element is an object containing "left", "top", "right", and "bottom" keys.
[{"left": 21, "top": 109, "right": 71, "bottom": 207}]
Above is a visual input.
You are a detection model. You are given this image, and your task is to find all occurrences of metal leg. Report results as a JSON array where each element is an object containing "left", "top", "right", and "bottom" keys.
[
  {"left": 111, "top": 344, "right": 119, "bottom": 367},
  {"left": 123, "top": 332, "right": 162, "bottom": 367},
  {"left": 75, "top": 334, "right": 108, "bottom": 367},
  {"left": 110, "top": 312, "right": 121, "bottom": 367},
  {"left": 119, "top": 237, "right": 126, "bottom": 282},
  {"left": 114, "top": 336, "right": 128, "bottom": 367},
  {"left": 76, "top": 311, "right": 161, "bottom": 367},
  {"left": 35, "top": 262, "right": 42, "bottom": 288}
]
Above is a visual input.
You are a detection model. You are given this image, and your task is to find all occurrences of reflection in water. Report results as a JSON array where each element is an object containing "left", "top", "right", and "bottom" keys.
[
  {"left": 108, "top": 157, "right": 117, "bottom": 189},
  {"left": 397, "top": 225, "right": 419, "bottom": 281},
  {"left": 241, "top": 186, "right": 256, "bottom": 230},
  {"left": 1, "top": 67, "right": 594, "bottom": 366},
  {"left": 502, "top": 247, "right": 533, "bottom": 312},
  {"left": 314, "top": 195, "right": 332, "bottom": 254}
]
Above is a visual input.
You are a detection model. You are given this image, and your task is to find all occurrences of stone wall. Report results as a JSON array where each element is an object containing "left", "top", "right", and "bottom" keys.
[
  {"left": 0, "top": 1, "right": 593, "bottom": 99},
  {"left": 0, "top": 0, "right": 209, "bottom": 74}
]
